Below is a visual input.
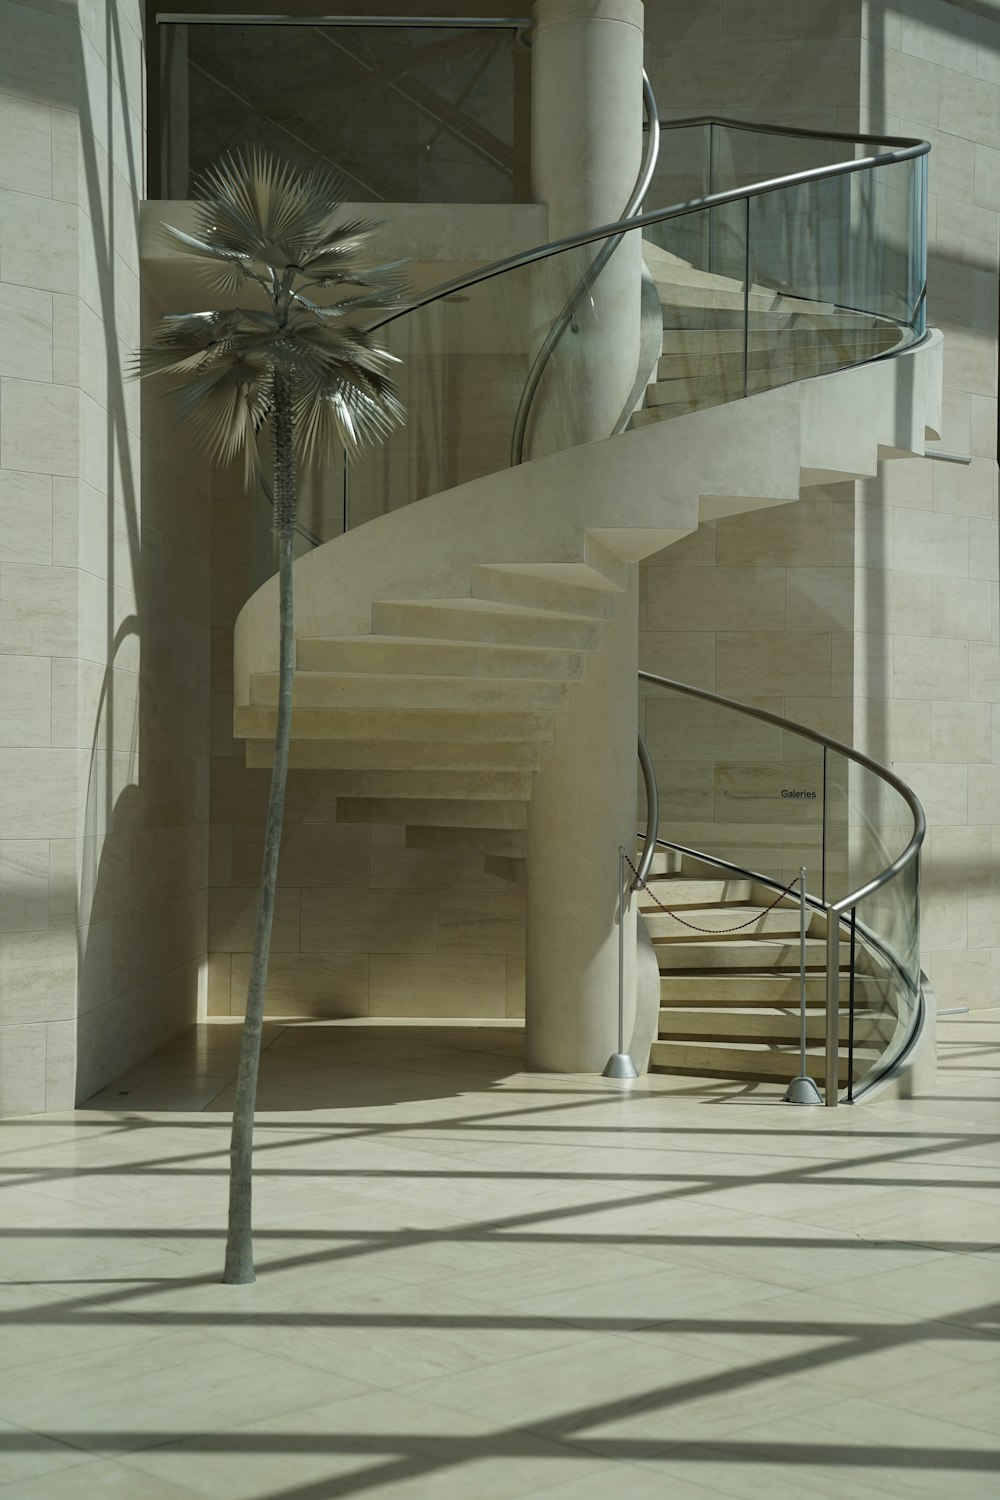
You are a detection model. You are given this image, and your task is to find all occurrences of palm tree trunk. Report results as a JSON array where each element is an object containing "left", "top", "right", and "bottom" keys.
[{"left": 223, "top": 371, "right": 296, "bottom": 1285}]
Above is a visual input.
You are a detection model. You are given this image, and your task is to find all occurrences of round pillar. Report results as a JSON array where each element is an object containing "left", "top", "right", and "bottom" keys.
[
  {"left": 525, "top": 575, "right": 640, "bottom": 1073},
  {"left": 526, "top": 0, "right": 645, "bottom": 456}
]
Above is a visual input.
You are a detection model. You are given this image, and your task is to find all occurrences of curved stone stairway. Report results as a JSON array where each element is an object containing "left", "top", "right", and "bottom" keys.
[
  {"left": 234, "top": 239, "right": 941, "bottom": 1082},
  {"left": 638, "top": 849, "right": 897, "bottom": 1088}
]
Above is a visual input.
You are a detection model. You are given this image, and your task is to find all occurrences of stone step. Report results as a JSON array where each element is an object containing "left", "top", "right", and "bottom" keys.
[
  {"left": 651, "top": 346, "right": 887, "bottom": 390},
  {"left": 336, "top": 797, "right": 529, "bottom": 830},
  {"left": 659, "top": 326, "right": 891, "bottom": 357},
  {"left": 296, "top": 635, "right": 586, "bottom": 682},
  {"left": 249, "top": 670, "right": 569, "bottom": 715},
  {"left": 643, "top": 848, "right": 684, "bottom": 876},
  {"left": 654, "top": 936, "right": 852, "bottom": 971},
  {"left": 406, "top": 826, "right": 527, "bottom": 859},
  {"left": 627, "top": 392, "right": 731, "bottom": 429},
  {"left": 373, "top": 598, "right": 602, "bottom": 651},
  {"left": 659, "top": 971, "right": 890, "bottom": 1005},
  {"left": 245, "top": 736, "right": 544, "bottom": 772},
  {"left": 643, "top": 904, "right": 819, "bottom": 942},
  {"left": 637, "top": 877, "right": 755, "bottom": 908},
  {"left": 235, "top": 703, "right": 556, "bottom": 744},
  {"left": 649, "top": 1039, "right": 862, "bottom": 1085},
  {"left": 659, "top": 1007, "right": 895, "bottom": 1045},
  {"left": 471, "top": 563, "right": 622, "bottom": 619},
  {"left": 660, "top": 303, "right": 884, "bottom": 333},
  {"left": 482, "top": 855, "right": 527, "bottom": 886},
  {"left": 281, "top": 767, "right": 535, "bottom": 801}
]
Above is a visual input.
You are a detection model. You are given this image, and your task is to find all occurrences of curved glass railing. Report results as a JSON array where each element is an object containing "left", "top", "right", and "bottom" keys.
[
  {"left": 637, "top": 672, "right": 925, "bottom": 1103},
  {"left": 248, "top": 114, "right": 928, "bottom": 575}
]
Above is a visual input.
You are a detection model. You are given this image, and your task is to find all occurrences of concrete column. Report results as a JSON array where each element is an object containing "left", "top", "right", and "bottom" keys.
[
  {"left": 525, "top": 573, "right": 640, "bottom": 1072},
  {"left": 526, "top": 0, "right": 645, "bottom": 456}
]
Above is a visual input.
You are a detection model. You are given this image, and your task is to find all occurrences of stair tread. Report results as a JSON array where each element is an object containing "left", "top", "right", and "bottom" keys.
[
  {"left": 299, "top": 634, "right": 583, "bottom": 663},
  {"left": 380, "top": 597, "right": 602, "bottom": 621}
]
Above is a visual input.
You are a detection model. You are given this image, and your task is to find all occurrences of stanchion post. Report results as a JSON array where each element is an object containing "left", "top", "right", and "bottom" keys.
[
  {"left": 784, "top": 865, "right": 822, "bottom": 1105},
  {"left": 603, "top": 845, "right": 638, "bottom": 1081}
]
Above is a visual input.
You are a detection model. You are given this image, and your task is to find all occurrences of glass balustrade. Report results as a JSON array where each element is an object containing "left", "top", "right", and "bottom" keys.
[
  {"left": 226, "top": 117, "right": 927, "bottom": 581},
  {"left": 638, "top": 674, "right": 924, "bottom": 1103}
]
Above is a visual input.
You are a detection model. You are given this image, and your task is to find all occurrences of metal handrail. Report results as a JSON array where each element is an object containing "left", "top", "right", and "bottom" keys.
[
  {"left": 509, "top": 69, "right": 661, "bottom": 466},
  {"left": 638, "top": 671, "right": 926, "bottom": 908},
  {"left": 638, "top": 671, "right": 926, "bottom": 1105},
  {"left": 635, "top": 730, "right": 659, "bottom": 889},
  {"left": 156, "top": 14, "right": 533, "bottom": 26},
  {"left": 649, "top": 113, "right": 931, "bottom": 151}
]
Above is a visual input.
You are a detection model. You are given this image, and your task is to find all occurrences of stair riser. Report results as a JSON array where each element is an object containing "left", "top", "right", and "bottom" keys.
[
  {"left": 245, "top": 738, "right": 544, "bottom": 772},
  {"left": 655, "top": 344, "right": 892, "bottom": 381},
  {"left": 659, "top": 973, "right": 889, "bottom": 1003},
  {"left": 337, "top": 798, "right": 528, "bottom": 830},
  {"left": 638, "top": 878, "right": 754, "bottom": 906},
  {"left": 235, "top": 705, "right": 556, "bottom": 744},
  {"left": 406, "top": 827, "right": 527, "bottom": 858},
  {"left": 373, "top": 602, "right": 602, "bottom": 651},
  {"left": 655, "top": 941, "right": 852, "bottom": 971},
  {"left": 659, "top": 1016, "right": 897, "bottom": 1045},
  {"left": 296, "top": 638, "right": 586, "bottom": 681},
  {"left": 472, "top": 566, "right": 620, "bottom": 620},
  {"left": 482, "top": 855, "right": 527, "bottom": 886},
  {"left": 660, "top": 329, "right": 891, "bottom": 357},
  {"left": 249, "top": 673, "right": 569, "bottom": 714},
  {"left": 265, "top": 769, "right": 534, "bottom": 801},
  {"left": 662, "top": 306, "right": 886, "bottom": 331},
  {"left": 643, "top": 910, "right": 824, "bottom": 940},
  {"left": 650, "top": 1049, "right": 856, "bottom": 1086}
]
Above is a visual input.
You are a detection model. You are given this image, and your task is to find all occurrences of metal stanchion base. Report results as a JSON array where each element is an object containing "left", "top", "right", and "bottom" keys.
[
  {"left": 602, "top": 1052, "right": 639, "bottom": 1080},
  {"left": 783, "top": 1074, "right": 823, "bottom": 1105}
]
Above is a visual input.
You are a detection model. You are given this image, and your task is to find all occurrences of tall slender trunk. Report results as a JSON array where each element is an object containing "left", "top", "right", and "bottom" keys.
[{"left": 223, "top": 371, "right": 296, "bottom": 1285}]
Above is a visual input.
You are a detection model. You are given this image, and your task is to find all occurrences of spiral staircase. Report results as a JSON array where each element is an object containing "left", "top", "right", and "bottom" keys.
[{"left": 234, "top": 113, "right": 941, "bottom": 1101}]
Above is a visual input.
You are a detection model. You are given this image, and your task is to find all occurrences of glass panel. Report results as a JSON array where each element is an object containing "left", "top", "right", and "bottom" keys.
[
  {"left": 747, "top": 156, "right": 926, "bottom": 398},
  {"left": 824, "top": 749, "right": 914, "bottom": 906},
  {"left": 157, "top": 21, "right": 530, "bottom": 203},
  {"left": 824, "top": 747, "right": 921, "bottom": 1098},
  {"left": 641, "top": 200, "right": 748, "bottom": 418},
  {"left": 848, "top": 855, "right": 921, "bottom": 1098},
  {"left": 638, "top": 683, "right": 826, "bottom": 899}
]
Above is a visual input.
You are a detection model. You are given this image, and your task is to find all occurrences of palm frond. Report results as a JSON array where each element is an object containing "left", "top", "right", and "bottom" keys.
[
  {"left": 136, "top": 148, "right": 407, "bottom": 487},
  {"left": 133, "top": 310, "right": 278, "bottom": 381},
  {"left": 172, "top": 360, "right": 273, "bottom": 486},
  {"left": 192, "top": 150, "right": 362, "bottom": 269},
  {"left": 291, "top": 358, "right": 404, "bottom": 464}
]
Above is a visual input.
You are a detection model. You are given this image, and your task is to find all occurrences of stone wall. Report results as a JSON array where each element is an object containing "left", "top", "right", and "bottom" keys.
[
  {"left": 857, "top": 0, "right": 1000, "bottom": 1008},
  {"left": 0, "top": 0, "right": 210, "bottom": 1116}
]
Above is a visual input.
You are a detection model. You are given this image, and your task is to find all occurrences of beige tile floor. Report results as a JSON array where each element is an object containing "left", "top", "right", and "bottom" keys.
[{"left": 0, "top": 1015, "right": 997, "bottom": 1499}]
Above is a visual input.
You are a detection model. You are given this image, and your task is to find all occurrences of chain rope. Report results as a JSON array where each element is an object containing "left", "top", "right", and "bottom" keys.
[{"left": 626, "top": 853, "right": 801, "bottom": 934}]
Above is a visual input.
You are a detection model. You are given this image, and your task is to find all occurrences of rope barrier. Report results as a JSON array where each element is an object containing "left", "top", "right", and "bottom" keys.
[{"left": 626, "top": 854, "right": 801, "bottom": 934}]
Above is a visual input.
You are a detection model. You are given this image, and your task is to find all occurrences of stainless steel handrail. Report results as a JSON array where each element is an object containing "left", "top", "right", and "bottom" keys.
[
  {"left": 638, "top": 671, "right": 926, "bottom": 1105},
  {"left": 509, "top": 69, "right": 661, "bottom": 466},
  {"left": 635, "top": 730, "right": 659, "bottom": 889},
  {"left": 638, "top": 671, "right": 927, "bottom": 891},
  {"left": 156, "top": 14, "right": 533, "bottom": 27},
  {"left": 650, "top": 113, "right": 931, "bottom": 151},
  {"left": 369, "top": 128, "right": 929, "bottom": 334}
]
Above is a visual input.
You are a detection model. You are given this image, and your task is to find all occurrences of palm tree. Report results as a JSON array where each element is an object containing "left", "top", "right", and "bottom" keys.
[{"left": 136, "top": 150, "right": 406, "bottom": 1284}]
